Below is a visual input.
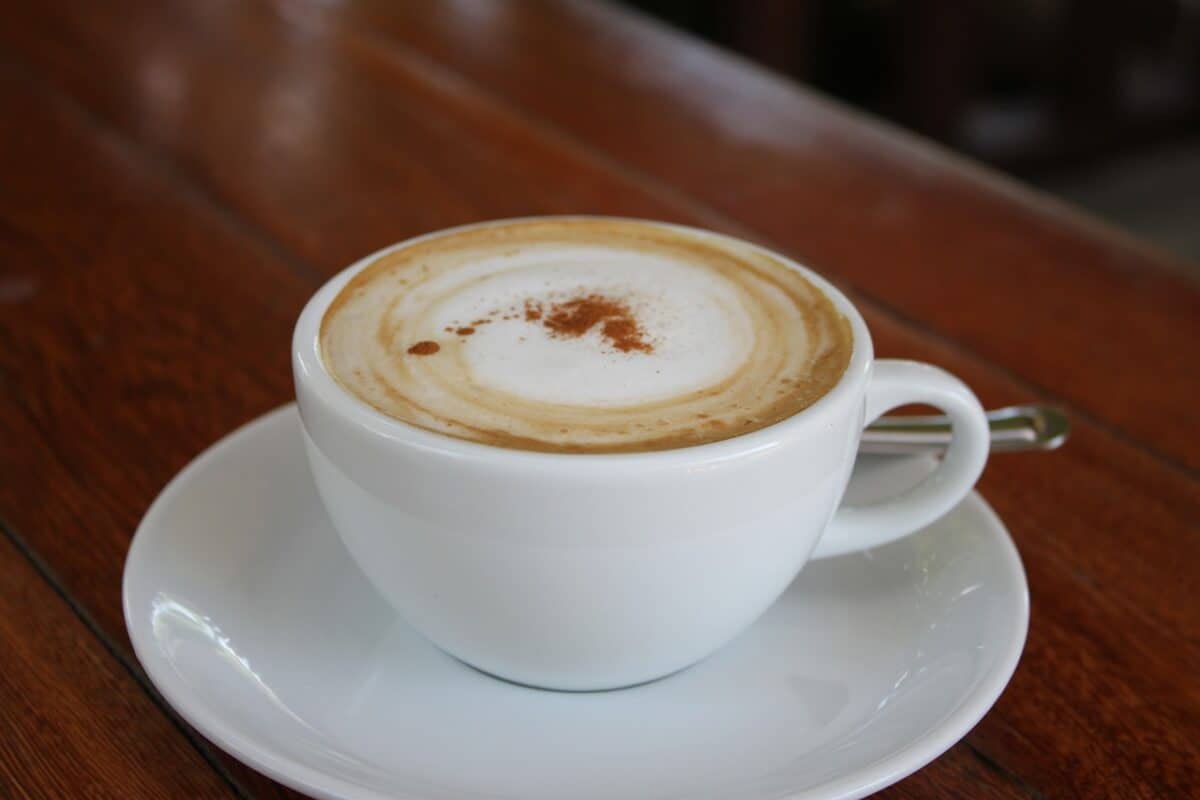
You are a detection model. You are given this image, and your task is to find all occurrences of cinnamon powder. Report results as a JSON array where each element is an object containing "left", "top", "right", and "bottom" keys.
[
  {"left": 542, "top": 294, "right": 653, "bottom": 353},
  {"left": 408, "top": 294, "right": 651, "bottom": 357},
  {"left": 406, "top": 340, "right": 440, "bottom": 356}
]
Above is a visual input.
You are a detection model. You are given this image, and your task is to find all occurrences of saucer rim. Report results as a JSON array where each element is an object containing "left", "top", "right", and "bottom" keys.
[{"left": 123, "top": 404, "right": 1029, "bottom": 800}]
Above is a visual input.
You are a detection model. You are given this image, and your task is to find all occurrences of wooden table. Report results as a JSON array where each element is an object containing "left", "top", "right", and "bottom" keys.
[{"left": 1, "top": 1, "right": 1197, "bottom": 797}]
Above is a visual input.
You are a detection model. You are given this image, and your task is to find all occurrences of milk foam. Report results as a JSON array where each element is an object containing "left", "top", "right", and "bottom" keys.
[{"left": 320, "top": 219, "right": 852, "bottom": 453}]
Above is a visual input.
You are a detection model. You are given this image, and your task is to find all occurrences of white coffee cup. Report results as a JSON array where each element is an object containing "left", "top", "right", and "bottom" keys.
[{"left": 294, "top": 218, "right": 990, "bottom": 691}]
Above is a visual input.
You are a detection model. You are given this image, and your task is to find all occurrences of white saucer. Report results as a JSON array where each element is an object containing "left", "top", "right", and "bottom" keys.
[{"left": 124, "top": 406, "right": 1028, "bottom": 800}]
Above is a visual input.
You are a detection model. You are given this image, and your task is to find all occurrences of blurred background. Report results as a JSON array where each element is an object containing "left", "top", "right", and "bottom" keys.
[{"left": 622, "top": 0, "right": 1200, "bottom": 264}]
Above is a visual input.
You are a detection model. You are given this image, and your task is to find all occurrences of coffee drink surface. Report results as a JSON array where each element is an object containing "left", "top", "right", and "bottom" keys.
[{"left": 320, "top": 219, "right": 852, "bottom": 453}]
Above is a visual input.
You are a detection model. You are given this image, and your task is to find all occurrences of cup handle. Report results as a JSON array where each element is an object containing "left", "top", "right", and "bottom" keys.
[{"left": 811, "top": 359, "right": 990, "bottom": 559}]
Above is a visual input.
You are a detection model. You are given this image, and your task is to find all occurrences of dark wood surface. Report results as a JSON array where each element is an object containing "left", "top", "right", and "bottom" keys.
[
  {"left": 0, "top": 532, "right": 238, "bottom": 799},
  {"left": 0, "top": 1, "right": 1196, "bottom": 798}
]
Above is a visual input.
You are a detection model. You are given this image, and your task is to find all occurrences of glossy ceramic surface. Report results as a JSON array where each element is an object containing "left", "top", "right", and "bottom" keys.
[
  {"left": 294, "top": 218, "right": 991, "bottom": 689},
  {"left": 124, "top": 406, "right": 1027, "bottom": 800}
]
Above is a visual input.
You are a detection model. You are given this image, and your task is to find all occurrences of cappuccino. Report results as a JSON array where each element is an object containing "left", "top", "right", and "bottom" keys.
[{"left": 320, "top": 218, "right": 851, "bottom": 453}]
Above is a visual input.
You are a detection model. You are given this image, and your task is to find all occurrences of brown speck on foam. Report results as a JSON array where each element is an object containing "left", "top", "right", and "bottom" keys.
[
  {"left": 456, "top": 326, "right": 475, "bottom": 336},
  {"left": 539, "top": 294, "right": 653, "bottom": 353},
  {"left": 407, "top": 340, "right": 440, "bottom": 356}
]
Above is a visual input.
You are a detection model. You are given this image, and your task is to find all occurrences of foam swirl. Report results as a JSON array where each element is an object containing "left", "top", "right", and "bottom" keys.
[{"left": 320, "top": 219, "right": 852, "bottom": 453}]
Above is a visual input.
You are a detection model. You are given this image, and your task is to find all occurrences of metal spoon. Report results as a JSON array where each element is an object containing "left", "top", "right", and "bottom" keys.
[{"left": 861, "top": 404, "right": 1069, "bottom": 455}]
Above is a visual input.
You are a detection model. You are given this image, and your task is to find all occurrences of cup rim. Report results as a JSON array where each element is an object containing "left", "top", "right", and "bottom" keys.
[{"left": 293, "top": 215, "right": 873, "bottom": 465}]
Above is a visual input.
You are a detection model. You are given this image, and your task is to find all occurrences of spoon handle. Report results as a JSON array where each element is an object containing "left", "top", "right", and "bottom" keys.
[{"left": 861, "top": 404, "right": 1069, "bottom": 455}]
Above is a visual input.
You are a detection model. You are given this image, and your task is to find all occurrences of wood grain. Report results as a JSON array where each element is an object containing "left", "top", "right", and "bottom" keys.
[
  {"left": 0, "top": 528, "right": 238, "bottom": 799},
  {"left": 0, "top": 64, "right": 309, "bottom": 800},
  {"left": 0, "top": 1, "right": 1196, "bottom": 798},
  {"left": 8, "top": 0, "right": 1199, "bottom": 475}
]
